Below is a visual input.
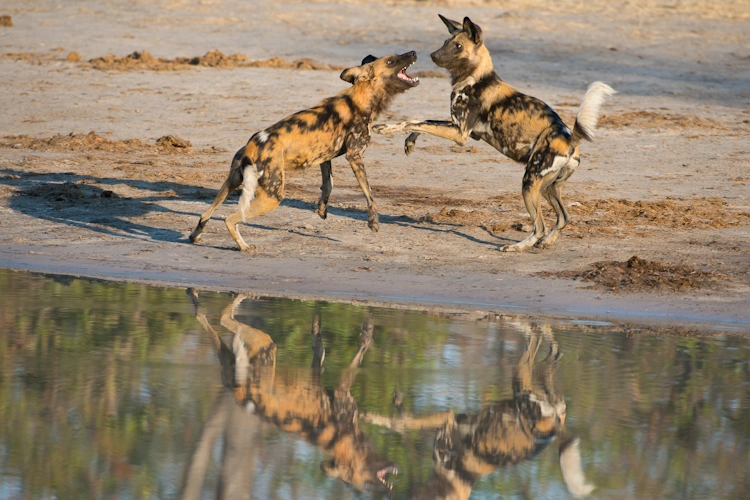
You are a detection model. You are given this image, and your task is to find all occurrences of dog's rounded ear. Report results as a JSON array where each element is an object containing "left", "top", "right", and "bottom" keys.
[
  {"left": 439, "top": 14, "right": 463, "bottom": 34},
  {"left": 360, "top": 54, "right": 378, "bottom": 65},
  {"left": 462, "top": 17, "right": 483, "bottom": 45},
  {"left": 340, "top": 62, "right": 373, "bottom": 84}
]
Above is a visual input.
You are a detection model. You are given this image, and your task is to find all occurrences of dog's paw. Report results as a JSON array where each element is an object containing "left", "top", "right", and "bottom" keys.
[
  {"left": 534, "top": 230, "right": 560, "bottom": 249},
  {"left": 368, "top": 213, "right": 380, "bottom": 232},
  {"left": 238, "top": 244, "right": 258, "bottom": 254},
  {"left": 316, "top": 204, "right": 328, "bottom": 219},
  {"left": 497, "top": 244, "right": 521, "bottom": 253},
  {"left": 373, "top": 123, "right": 406, "bottom": 135},
  {"left": 404, "top": 132, "right": 419, "bottom": 155}
]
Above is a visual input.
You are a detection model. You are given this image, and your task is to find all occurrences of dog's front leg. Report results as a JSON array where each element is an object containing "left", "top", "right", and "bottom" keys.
[
  {"left": 346, "top": 150, "right": 379, "bottom": 232},
  {"left": 375, "top": 119, "right": 470, "bottom": 150},
  {"left": 402, "top": 120, "right": 469, "bottom": 145},
  {"left": 404, "top": 132, "right": 420, "bottom": 155},
  {"left": 372, "top": 121, "right": 415, "bottom": 135},
  {"left": 317, "top": 161, "right": 333, "bottom": 219},
  {"left": 345, "top": 126, "right": 380, "bottom": 232}
]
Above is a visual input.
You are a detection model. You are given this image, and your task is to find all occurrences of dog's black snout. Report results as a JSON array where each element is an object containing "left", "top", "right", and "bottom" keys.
[{"left": 408, "top": 51, "right": 416, "bottom": 58}]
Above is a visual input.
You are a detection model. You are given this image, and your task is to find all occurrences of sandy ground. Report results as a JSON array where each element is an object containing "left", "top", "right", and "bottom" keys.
[{"left": 1, "top": 0, "right": 749, "bottom": 332}]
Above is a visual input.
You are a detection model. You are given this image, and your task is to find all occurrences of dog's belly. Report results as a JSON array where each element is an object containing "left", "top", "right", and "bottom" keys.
[
  {"left": 286, "top": 136, "right": 347, "bottom": 169},
  {"left": 471, "top": 121, "right": 530, "bottom": 163},
  {"left": 480, "top": 134, "right": 532, "bottom": 163}
]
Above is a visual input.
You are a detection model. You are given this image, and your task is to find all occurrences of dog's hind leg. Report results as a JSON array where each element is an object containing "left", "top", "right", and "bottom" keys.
[
  {"left": 536, "top": 156, "right": 579, "bottom": 249},
  {"left": 502, "top": 144, "right": 573, "bottom": 252},
  {"left": 316, "top": 161, "right": 333, "bottom": 219},
  {"left": 499, "top": 173, "right": 547, "bottom": 252},
  {"left": 224, "top": 166, "right": 284, "bottom": 253},
  {"left": 189, "top": 147, "right": 246, "bottom": 244}
]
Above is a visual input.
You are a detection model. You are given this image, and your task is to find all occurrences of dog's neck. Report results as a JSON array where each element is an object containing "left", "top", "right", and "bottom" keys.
[
  {"left": 451, "top": 44, "right": 495, "bottom": 89},
  {"left": 348, "top": 81, "right": 397, "bottom": 119}
]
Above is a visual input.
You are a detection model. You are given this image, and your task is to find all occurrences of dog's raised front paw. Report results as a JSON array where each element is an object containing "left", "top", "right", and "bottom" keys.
[{"left": 373, "top": 123, "right": 406, "bottom": 135}]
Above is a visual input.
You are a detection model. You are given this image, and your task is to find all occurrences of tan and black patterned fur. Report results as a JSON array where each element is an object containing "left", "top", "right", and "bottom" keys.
[
  {"left": 189, "top": 52, "right": 419, "bottom": 252},
  {"left": 374, "top": 16, "right": 615, "bottom": 252},
  {"left": 363, "top": 327, "right": 594, "bottom": 499},
  {"left": 188, "top": 290, "right": 399, "bottom": 494}
]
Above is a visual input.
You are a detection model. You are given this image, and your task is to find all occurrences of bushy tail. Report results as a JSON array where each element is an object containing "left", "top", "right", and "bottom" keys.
[
  {"left": 560, "top": 438, "right": 595, "bottom": 498},
  {"left": 571, "top": 82, "right": 617, "bottom": 144}
]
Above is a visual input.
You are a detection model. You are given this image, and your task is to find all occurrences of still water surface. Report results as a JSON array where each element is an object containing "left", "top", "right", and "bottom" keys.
[{"left": 1, "top": 269, "right": 749, "bottom": 499}]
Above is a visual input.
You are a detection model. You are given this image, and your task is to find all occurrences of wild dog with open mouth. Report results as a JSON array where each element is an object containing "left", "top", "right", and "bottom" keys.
[
  {"left": 186, "top": 291, "right": 399, "bottom": 494},
  {"left": 189, "top": 52, "right": 420, "bottom": 252},
  {"left": 374, "top": 16, "right": 615, "bottom": 252}
]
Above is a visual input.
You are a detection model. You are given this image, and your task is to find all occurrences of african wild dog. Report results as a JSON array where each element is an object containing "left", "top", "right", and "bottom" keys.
[
  {"left": 187, "top": 290, "right": 398, "bottom": 494},
  {"left": 363, "top": 326, "right": 594, "bottom": 499},
  {"left": 374, "top": 16, "right": 615, "bottom": 252},
  {"left": 189, "top": 52, "right": 420, "bottom": 252}
]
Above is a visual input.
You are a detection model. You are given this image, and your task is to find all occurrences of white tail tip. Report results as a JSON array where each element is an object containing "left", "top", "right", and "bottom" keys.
[{"left": 575, "top": 81, "right": 617, "bottom": 141}]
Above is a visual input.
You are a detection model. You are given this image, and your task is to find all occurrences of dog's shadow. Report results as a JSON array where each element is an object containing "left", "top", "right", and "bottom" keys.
[
  {"left": 282, "top": 197, "right": 511, "bottom": 248},
  {"left": 395, "top": 217, "right": 517, "bottom": 247},
  {"left": 1, "top": 168, "right": 513, "bottom": 250},
  {"left": 3, "top": 168, "right": 211, "bottom": 243}
]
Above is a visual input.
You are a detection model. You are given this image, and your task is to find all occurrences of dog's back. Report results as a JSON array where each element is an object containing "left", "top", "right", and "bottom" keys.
[
  {"left": 461, "top": 73, "right": 571, "bottom": 163},
  {"left": 244, "top": 88, "right": 370, "bottom": 171}
]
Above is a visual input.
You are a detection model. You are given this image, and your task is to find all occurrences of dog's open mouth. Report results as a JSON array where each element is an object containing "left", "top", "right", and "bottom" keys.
[
  {"left": 397, "top": 64, "right": 419, "bottom": 86},
  {"left": 373, "top": 465, "right": 398, "bottom": 490}
]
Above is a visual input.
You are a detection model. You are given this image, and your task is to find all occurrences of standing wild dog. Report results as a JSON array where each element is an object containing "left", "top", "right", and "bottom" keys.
[
  {"left": 189, "top": 52, "right": 420, "bottom": 252},
  {"left": 374, "top": 16, "right": 615, "bottom": 252},
  {"left": 363, "top": 326, "right": 594, "bottom": 499}
]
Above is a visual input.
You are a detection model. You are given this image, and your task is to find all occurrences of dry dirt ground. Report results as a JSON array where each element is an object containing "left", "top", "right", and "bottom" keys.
[{"left": 1, "top": 0, "right": 749, "bottom": 332}]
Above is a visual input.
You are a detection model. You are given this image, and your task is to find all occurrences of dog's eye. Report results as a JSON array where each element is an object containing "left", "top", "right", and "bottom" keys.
[
  {"left": 455, "top": 43, "right": 462, "bottom": 50},
  {"left": 387, "top": 59, "right": 394, "bottom": 65}
]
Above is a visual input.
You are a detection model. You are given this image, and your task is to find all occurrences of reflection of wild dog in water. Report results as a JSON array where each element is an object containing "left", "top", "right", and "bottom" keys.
[
  {"left": 364, "top": 327, "right": 594, "bottom": 499},
  {"left": 374, "top": 15, "right": 615, "bottom": 252},
  {"left": 187, "top": 290, "right": 398, "bottom": 494},
  {"left": 189, "top": 51, "right": 420, "bottom": 252}
]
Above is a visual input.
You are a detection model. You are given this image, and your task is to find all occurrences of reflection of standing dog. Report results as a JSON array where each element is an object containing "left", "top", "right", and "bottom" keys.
[
  {"left": 375, "top": 15, "right": 615, "bottom": 252},
  {"left": 363, "top": 327, "right": 593, "bottom": 499},
  {"left": 189, "top": 52, "right": 420, "bottom": 252},
  {"left": 187, "top": 290, "right": 398, "bottom": 494}
]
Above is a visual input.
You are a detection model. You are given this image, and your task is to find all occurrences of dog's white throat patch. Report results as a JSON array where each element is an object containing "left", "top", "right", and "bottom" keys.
[{"left": 453, "top": 76, "right": 476, "bottom": 92}]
